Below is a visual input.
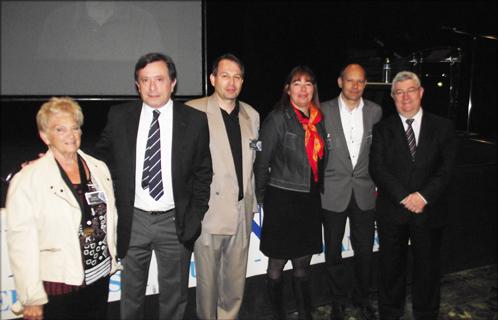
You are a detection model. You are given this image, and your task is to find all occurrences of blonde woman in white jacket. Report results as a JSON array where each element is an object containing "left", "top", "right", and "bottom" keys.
[{"left": 6, "top": 97, "right": 119, "bottom": 320}]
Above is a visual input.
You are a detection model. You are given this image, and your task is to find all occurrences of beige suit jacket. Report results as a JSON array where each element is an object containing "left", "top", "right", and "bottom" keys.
[{"left": 186, "top": 95, "right": 259, "bottom": 235}]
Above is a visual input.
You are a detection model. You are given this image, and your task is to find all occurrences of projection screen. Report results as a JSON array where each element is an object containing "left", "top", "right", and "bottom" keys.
[{"left": 1, "top": 1, "right": 203, "bottom": 96}]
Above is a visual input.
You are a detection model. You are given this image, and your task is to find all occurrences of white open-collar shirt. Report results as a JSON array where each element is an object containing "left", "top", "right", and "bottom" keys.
[{"left": 338, "top": 93, "right": 364, "bottom": 168}]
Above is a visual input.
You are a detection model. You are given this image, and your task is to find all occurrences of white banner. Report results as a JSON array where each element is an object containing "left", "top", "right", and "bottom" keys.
[{"left": 1, "top": 207, "right": 379, "bottom": 319}]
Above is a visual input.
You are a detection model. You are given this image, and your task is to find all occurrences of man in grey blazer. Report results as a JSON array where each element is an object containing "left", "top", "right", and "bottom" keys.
[
  {"left": 321, "top": 64, "right": 382, "bottom": 320},
  {"left": 186, "top": 54, "right": 260, "bottom": 320}
]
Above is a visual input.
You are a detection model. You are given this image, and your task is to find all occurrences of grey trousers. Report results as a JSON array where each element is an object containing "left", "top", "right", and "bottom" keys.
[
  {"left": 194, "top": 200, "right": 250, "bottom": 320},
  {"left": 120, "top": 208, "right": 191, "bottom": 320}
]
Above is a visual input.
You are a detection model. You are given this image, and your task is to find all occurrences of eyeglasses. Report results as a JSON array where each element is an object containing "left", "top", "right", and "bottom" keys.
[{"left": 393, "top": 87, "right": 420, "bottom": 97}]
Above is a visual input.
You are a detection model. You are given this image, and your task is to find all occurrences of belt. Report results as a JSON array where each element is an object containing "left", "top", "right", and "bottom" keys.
[{"left": 135, "top": 207, "right": 174, "bottom": 216}]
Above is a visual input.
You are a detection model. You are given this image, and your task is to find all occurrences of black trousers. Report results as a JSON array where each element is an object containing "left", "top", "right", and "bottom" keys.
[
  {"left": 377, "top": 214, "right": 442, "bottom": 320},
  {"left": 44, "top": 276, "right": 110, "bottom": 320},
  {"left": 322, "top": 194, "right": 375, "bottom": 306}
]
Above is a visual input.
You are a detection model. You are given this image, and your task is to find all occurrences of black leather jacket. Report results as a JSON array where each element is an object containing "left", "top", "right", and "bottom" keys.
[{"left": 254, "top": 105, "right": 328, "bottom": 203}]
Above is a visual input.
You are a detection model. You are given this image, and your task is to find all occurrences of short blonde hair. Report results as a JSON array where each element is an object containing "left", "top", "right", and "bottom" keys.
[{"left": 36, "top": 97, "right": 84, "bottom": 132}]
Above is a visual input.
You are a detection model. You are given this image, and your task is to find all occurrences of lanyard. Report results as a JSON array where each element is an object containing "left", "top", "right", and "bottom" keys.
[{"left": 55, "top": 155, "right": 91, "bottom": 225}]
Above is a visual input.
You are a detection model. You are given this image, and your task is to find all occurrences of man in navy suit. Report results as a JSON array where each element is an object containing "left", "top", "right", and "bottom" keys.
[
  {"left": 95, "top": 52, "right": 212, "bottom": 319},
  {"left": 369, "top": 71, "right": 457, "bottom": 320},
  {"left": 321, "top": 63, "right": 382, "bottom": 320}
]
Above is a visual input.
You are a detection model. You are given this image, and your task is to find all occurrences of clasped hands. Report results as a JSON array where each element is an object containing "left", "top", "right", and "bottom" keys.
[{"left": 401, "top": 192, "right": 426, "bottom": 214}]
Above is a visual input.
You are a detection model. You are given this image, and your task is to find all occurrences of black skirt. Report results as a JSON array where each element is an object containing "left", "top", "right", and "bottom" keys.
[{"left": 260, "top": 184, "right": 323, "bottom": 259}]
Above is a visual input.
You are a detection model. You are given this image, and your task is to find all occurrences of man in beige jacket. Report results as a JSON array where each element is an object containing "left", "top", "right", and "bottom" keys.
[{"left": 186, "top": 53, "right": 259, "bottom": 320}]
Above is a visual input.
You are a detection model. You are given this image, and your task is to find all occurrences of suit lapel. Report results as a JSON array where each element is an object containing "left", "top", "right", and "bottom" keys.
[
  {"left": 331, "top": 101, "right": 353, "bottom": 170},
  {"left": 44, "top": 151, "right": 81, "bottom": 210},
  {"left": 414, "top": 113, "right": 432, "bottom": 162},
  {"left": 125, "top": 102, "right": 142, "bottom": 184},
  {"left": 206, "top": 95, "right": 237, "bottom": 179},
  {"left": 358, "top": 103, "right": 372, "bottom": 160},
  {"left": 171, "top": 102, "right": 188, "bottom": 180},
  {"left": 239, "top": 104, "right": 252, "bottom": 194}
]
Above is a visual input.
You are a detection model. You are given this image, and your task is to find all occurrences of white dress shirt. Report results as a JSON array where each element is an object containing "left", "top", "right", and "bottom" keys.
[
  {"left": 399, "top": 108, "right": 423, "bottom": 145},
  {"left": 338, "top": 94, "right": 364, "bottom": 168},
  {"left": 399, "top": 108, "right": 427, "bottom": 203},
  {"left": 134, "top": 100, "right": 175, "bottom": 211}
]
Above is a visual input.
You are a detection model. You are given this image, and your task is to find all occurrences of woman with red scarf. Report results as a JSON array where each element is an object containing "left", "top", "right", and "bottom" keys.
[{"left": 254, "top": 65, "right": 327, "bottom": 320}]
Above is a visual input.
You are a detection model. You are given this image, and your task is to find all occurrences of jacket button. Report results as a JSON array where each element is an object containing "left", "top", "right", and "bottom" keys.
[{"left": 60, "top": 189, "right": 64, "bottom": 192}]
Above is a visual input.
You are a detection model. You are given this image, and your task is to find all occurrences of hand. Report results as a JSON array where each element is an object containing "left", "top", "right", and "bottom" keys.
[
  {"left": 23, "top": 305, "right": 43, "bottom": 320},
  {"left": 401, "top": 192, "right": 426, "bottom": 214},
  {"left": 3, "top": 153, "right": 43, "bottom": 182},
  {"left": 21, "top": 153, "right": 45, "bottom": 168}
]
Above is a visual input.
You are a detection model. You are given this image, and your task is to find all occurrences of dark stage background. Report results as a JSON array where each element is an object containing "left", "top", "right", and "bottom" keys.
[
  {"left": 2, "top": 0, "right": 497, "bottom": 182},
  {"left": 1, "top": 1, "right": 496, "bottom": 319},
  {"left": 204, "top": 1, "right": 497, "bottom": 139}
]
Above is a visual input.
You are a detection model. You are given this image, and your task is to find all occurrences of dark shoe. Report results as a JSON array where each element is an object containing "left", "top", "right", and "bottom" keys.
[
  {"left": 266, "top": 276, "right": 286, "bottom": 320},
  {"left": 330, "top": 303, "right": 345, "bottom": 320},
  {"left": 292, "top": 277, "right": 313, "bottom": 320},
  {"left": 356, "top": 303, "right": 377, "bottom": 320}
]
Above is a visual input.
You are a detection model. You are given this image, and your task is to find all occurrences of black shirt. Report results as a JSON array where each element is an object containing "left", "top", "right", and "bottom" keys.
[{"left": 220, "top": 102, "right": 244, "bottom": 201}]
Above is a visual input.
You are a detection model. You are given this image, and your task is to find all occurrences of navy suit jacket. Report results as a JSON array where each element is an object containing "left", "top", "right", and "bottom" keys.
[
  {"left": 369, "top": 111, "right": 457, "bottom": 227},
  {"left": 95, "top": 101, "right": 212, "bottom": 257}
]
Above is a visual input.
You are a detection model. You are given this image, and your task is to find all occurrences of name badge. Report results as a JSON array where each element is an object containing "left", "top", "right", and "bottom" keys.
[
  {"left": 250, "top": 139, "right": 262, "bottom": 151},
  {"left": 326, "top": 133, "right": 332, "bottom": 150},
  {"left": 85, "top": 191, "right": 106, "bottom": 206}
]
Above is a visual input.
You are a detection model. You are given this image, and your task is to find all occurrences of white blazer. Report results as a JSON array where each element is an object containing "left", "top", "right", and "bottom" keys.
[{"left": 5, "top": 149, "right": 118, "bottom": 313}]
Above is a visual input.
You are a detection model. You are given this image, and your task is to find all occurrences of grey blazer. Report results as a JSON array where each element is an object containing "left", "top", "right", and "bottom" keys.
[{"left": 320, "top": 97, "right": 382, "bottom": 212}]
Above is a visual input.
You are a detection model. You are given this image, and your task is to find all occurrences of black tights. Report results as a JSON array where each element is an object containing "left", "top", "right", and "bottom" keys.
[{"left": 267, "top": 255, "right": 312, "bottom": 280}]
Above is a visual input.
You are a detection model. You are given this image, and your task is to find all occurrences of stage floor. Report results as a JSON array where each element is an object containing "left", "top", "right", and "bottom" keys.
[{"left": 292, "top": 264, "right": 497, "bottom": 320}]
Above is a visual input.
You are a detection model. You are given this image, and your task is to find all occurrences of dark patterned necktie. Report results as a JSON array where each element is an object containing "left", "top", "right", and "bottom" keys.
[
  {"left": 405, "top": 118, "right": 416, "bottom": 161},
  {"left": 141, "top": 110, "right": 164, "bottom": 200}
]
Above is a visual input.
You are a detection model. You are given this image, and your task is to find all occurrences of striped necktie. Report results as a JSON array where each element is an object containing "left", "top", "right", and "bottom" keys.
[
  {"left": 405, "top": 118, "right": 416, "bottom": 161},
  {"left": 141, "top": 110, "right": 164, "bottom": 200}
]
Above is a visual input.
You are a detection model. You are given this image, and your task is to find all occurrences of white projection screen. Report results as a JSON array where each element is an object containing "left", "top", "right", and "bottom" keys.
[{"left": 1, "top": 1, "right": 203, "bottom": 96}]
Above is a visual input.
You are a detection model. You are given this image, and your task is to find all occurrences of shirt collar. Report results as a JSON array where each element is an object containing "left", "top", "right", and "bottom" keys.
[
  {"left": 339, "top": 93, "right": 364, "bottom": 113},
  {"left": 142, "top": 99, "right": 173, "bottom": 113},
  {"left": 399, "top": 107, "right": 423, "bottom": 123},
  {"left": 220, "top": 100, "right": 240, "bottom": 118}
]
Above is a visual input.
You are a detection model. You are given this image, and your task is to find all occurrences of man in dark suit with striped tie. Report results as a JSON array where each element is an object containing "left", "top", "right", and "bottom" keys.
[
  {"left": 95, "top": 52, "right": 212, "bottom": 319},
  {"left": 369, "top": 71, "right": 457, "bottom": 320}
]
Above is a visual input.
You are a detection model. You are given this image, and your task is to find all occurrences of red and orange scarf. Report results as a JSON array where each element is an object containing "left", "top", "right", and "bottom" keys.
[{"left": 291, "top": 101, "right": 325, "bottom": 182}]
